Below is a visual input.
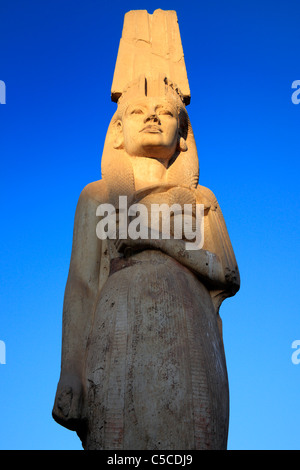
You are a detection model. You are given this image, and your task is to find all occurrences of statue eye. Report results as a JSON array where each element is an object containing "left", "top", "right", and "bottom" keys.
[
  {"left": 131, "top": 108, "right": 144, "bottom": 115},
  {"left": 158, "top": 109, "right": 174, "bottom": 117}
]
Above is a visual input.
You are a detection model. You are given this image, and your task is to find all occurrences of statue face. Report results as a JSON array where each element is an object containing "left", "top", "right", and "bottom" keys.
[{"left": 116, "top": 96, "right": 181, "bottom": 160}]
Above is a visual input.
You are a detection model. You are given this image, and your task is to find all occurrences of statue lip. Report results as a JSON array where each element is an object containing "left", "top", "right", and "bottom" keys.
[{"left": 140, "top": 125, "right": 162, "bottom": 133}]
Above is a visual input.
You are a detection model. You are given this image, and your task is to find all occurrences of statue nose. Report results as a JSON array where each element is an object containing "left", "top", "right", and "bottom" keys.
[{"left": 144, "top": 113, "right": 161, "bottom": 124}]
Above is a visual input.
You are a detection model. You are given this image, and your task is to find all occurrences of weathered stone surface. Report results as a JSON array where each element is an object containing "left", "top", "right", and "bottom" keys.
[
  {"left": 111, "top": 10, "right": 190, "bottom": 104},
  {"left": 52, "top": 10, "right": 240, "bottom": 450}
]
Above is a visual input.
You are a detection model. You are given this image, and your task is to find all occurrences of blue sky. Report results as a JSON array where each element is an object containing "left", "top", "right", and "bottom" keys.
[{"left": 1, "top": 0, "right": 300, "bottom": 450}]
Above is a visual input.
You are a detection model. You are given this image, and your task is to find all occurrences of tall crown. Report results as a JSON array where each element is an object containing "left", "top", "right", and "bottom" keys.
[{"left": 111, "top": 10, "right": 191, "bottom": 105}]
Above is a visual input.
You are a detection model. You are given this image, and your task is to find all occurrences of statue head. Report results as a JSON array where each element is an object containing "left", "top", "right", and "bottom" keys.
[
  {"left": 112, "top": 76, "right": 189, "bottom": 163},
  {"left": 101, "top": 75, "right": 199, "bottom": 202}
]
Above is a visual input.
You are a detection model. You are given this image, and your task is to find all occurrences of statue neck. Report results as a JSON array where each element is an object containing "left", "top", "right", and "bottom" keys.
[{"left": 129, "top": 156, "right": 169, "bottom": 191}]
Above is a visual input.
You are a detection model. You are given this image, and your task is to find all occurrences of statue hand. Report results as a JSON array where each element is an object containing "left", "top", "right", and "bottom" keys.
[
  {"left": 115, "top": 235, "right": 160, "bottom": 254},
  {"left": 52, "top": 373, "right": 84, "bottom": 431}
]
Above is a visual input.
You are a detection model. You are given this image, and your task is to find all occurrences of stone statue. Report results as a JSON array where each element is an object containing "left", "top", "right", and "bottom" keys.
[{"left": 52, "top": 10, "right": 240, "bottom": 450}]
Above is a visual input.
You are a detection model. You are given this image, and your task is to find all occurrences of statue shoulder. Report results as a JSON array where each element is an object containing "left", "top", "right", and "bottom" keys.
[
  {"left": 79, "top": 179, "right": 109, "bottom": 206},
  {"left": 194, "top": 184, "right": 219, "bottom": 212},
  {"left": 73, "top": 180, "right": 109, "bottom": 224}
]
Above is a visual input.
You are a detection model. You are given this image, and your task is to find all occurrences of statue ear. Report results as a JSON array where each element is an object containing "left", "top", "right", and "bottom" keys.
[
  {"left": 113, "top": 120, "right": 124, "bottom": 149},
  {"left": 178, "top": 136, "right": 188, "bottom": 152}
]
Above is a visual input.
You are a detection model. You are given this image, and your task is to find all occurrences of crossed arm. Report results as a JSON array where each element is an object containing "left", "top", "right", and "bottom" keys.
[{"left": 116, "top": 184, "right": 240, "bottom": 297}]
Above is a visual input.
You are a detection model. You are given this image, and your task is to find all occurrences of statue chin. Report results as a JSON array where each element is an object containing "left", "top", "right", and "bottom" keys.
[{"left": 128, "top": 148, "right": 176, "bottom": 162}]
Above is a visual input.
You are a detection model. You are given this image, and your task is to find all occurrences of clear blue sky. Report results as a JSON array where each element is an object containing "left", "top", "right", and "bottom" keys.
[{"left": 1, "top": 0, "right": 300, "bottom": 450}]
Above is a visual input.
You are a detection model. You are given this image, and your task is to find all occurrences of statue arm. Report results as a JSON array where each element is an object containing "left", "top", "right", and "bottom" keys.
[
  {"left": 199, "top": 186, "right": 240, "bottom": 287},
  {"left": 116, "top": 185, "right": 239, "bottom": 301},
  {"left": 53, "top": 181, "right": 104, "bottom": 430},
  {"left": 197, "top": 185, "right": 240, "bottom": 314}
]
